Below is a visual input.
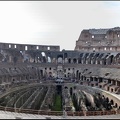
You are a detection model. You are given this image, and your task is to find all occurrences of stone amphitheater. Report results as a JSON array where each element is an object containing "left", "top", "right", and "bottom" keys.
[{"left": 0, "top": 27, "right": 120, "bottom": 119}]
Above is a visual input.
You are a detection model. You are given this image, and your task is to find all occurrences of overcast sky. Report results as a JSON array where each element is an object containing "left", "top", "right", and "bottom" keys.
[{"left": 0, "top": 1, "right": 120, "bottom": 50}]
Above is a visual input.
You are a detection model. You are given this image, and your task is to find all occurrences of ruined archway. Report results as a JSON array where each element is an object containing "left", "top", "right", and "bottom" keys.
[{"left": 57, "top": 55, "right": 63, "bottom": 64}]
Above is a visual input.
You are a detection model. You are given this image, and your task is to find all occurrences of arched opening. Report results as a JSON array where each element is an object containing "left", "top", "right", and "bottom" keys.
[
  {"left": 64, "top": 58, "right": 68, "bottom": 63},
  {"left": 80, "top": 53, "right": 83, "bottom": 58},
  {"left": 41, "top": 52, "right": 46, "bottom": 57},
  {"left": 73, "top": 58, "right": 77, "bottom": 64},
  {"left": 57, "top": 55, "right": 63, "bottom": 64},
  {"left": 109, "top": 55, "right": 114, "bottom": 64},
  {"left": 107, "top": 86, "right": 110, "bottom": 91},
  {"left": 57, "top": 57, "right": 63, "bottom": 63},
  {"left": 91, "top": 53, "right": 97, "bottom": 64},
  {"left": 99, "top": 53, "right": 104, "bottom": 65},
  {"left": 52, "top": 58, "right": 56, "bottom": 63},
  {"left": 95, "top": 53, "right": 100, "bottom": 64},
  {"left": 25, "top": 46, "right": 28, "bottom": 51},
  {"left": 78, "top": 58, "right": 81, "bottom": 64},
  {"left": 110, "top": 47, "right": 112, "bottom": 51},
  {"left": 114, "top": 53, "right": 120, "bottom": 64},
  {"left": 110, "top": 100, "right": 114, "bottom": 105},
  {"left": 68, "top": 58, "right": 71, "bottom": 63},
  {"left": 93, "top": 48, "right": 95, "bottom": 51},
  {"left": 64, "top": 53, "right": 67, "bottom": 58},
  {"left": 84, "top": 53, "right": 89, "bottom": 64},
  {"left": 106, "top": 97, "right": 109, "bottom": 103},
  {"left": 14, "top": 45, "right": 17, "bottom": 48},
  {"left": 111, "top": 88, "right": 113, "bottom": 92},
  {"left": 41, "top": 52, "right": 46, "bottom": 63},
  {"left": 9, "top": 44, "right": 11, "bottom": 48},
  {"left": 47, "top": 56, "right": 51, "bottom": 63},
  {"left": 92, "top": 35, "right": 94, "bottom": 38},
  {"left": 78, "top": 53, "right": 83, "bottom": 64},
  {"left": 47, "top": 47, "right": 50, "bottom": 50},
  {"left": 36, "top": 46, "right": 39, "bottom": 50}
]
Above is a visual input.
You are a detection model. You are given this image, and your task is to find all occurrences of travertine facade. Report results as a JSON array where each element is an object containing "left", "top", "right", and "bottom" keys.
[{"left": 75, "top": 27, "right": 120, "bottom": 52}]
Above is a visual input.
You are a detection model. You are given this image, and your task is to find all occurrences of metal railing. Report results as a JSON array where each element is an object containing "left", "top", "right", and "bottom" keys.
[{"left": 0, "top": 106, "right": 119, "bottom": 116}]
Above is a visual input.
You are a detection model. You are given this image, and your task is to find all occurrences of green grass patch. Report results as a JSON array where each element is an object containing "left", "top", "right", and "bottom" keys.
[{"left": 52, "top": 94, "right": 62, "bottom": 111}]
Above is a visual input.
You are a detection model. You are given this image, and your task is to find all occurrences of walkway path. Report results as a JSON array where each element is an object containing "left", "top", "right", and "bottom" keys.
[{"left": 0, "top": 110, "right": 120, "bottom": 119}]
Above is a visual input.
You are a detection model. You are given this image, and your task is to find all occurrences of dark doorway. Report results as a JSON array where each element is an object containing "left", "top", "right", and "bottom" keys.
[{"left": 56, "top": 85, "right": 62, "bottom": 94}]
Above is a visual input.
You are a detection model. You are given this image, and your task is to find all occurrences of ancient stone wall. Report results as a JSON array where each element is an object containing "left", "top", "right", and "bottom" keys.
[
  {"left": 0, "top": 42, "right": 60, "bottom": 51},
  {"left": 75, "top": 27, "right": 120, "bottom": 52}
]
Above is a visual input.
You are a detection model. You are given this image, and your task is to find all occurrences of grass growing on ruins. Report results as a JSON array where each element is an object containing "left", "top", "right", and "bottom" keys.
[{"left": 52, "top": 94, "right": 62, "bottom": 111}]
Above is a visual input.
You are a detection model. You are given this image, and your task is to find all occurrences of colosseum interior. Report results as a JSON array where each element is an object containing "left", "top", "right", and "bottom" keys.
[{"left": 0, "top": 27, "right": 120, "bottom": 119}]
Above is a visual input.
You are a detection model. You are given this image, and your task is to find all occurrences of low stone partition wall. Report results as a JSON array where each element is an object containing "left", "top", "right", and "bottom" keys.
[
  {"left": 79, "top": 85, "right": 120, "bottom": 109},
  {"left": 0, "top": 83, "right": 42, "bottom": 99},
  {"left": 0, "top": 83, "right": 119, "bottom": 116},
  {"left": 92, "top": 87, "right": 120, "bottom": 108}
]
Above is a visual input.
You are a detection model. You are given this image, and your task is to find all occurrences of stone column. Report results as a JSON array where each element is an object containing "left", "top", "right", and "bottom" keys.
[
  {"left": 93, "top": 77, "right": 96, "bottom": 82},
  {"left": 115, "top": 81, "right": 118, "bottom": 86},
  {"left": 71, "top": 59, "right": 73, "bottom": 64},
  {"left": 76, "top": 59, "right": 78, "bottom": 64}
]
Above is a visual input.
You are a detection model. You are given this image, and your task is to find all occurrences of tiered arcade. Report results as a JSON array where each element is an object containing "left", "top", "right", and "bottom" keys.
[{"left": 0, "top": 27, "right": 119, "bottom": 116}]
